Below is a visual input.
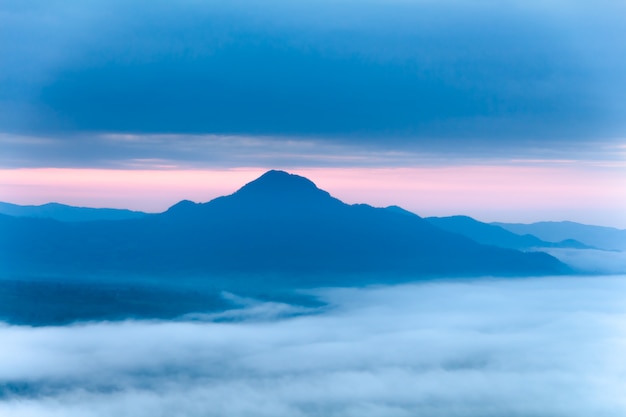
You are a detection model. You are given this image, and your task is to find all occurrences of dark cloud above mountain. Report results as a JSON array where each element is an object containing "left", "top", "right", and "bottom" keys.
[{"left": 1, "top": 0, "right": 625, "bottom": 150}]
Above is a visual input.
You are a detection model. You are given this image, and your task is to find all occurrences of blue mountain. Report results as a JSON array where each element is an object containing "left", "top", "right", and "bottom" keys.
[
  {"left": 426, "top": 215, "right": 593, "bottom": 250},
  {"left": 493, "top": 221, "right": 626, "bottom": 251},
  {"left": 0, "top": 170, "right": 567, "bottom": 284},
  {"left": 0, "top": 201, "right": 147, "bottom": 222}
]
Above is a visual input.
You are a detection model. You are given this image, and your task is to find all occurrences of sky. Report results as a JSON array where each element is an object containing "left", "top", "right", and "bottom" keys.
[
  {"left": 1, "top": 0, "right": 625, "bottom": 226},
  {"left": 2, "top": 275, "right": 626, "bottom": 417}
]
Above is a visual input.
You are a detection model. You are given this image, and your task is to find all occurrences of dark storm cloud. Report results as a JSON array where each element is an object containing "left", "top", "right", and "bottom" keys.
[
  {"left": 1, "top": 0, "right": 625, "bottom": 147},
  {"left": 1, "top": 275, "right": 626, "bottom": 416}
]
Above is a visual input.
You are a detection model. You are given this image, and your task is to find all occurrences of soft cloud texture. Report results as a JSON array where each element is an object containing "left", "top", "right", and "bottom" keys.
[
  {"left": 547, "top": 249, "right": 626, "bottom": 275},
  {"left": 1, "top": 275, "right": 626, "bottom": 416},
  {"left": 2, "top": 0, "right": 625, "bottom": 143},
  {"left": 2, "top": 132, "right": 625, "bottom": 170}
]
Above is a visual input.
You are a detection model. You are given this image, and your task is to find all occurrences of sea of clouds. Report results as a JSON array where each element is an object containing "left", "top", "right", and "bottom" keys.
[{"left": 1, "top": 275, "right": 626, "bottom": 417}]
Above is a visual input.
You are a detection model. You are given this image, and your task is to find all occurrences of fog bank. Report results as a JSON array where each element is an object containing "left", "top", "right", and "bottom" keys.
[{"left": 1, "top": 275, "right": 625, "bottom": 416}]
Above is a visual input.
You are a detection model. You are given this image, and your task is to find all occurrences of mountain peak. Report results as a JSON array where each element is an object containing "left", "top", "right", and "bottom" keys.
[
  {"left": 244, "top": 170, "right": 317, "bottom": 189},
  {"left": 231, "top": 170, "right": 333, "bottom": 204}
]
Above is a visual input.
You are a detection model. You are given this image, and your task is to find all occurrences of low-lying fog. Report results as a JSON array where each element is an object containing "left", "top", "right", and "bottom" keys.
[
  {"left": 1, "top": 275, "right": 626, "bottom": 417},
  {"left": 547, "top": 248, "right": 626, "bottom": 275}
]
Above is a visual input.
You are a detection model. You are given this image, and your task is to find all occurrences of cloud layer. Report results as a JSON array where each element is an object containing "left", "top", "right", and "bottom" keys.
[
  {"left": 1, "top": 275, "right": 625, "bottom": 416},
  {"left": 2, "top": 0, "right": 625, "bottom": 142}
]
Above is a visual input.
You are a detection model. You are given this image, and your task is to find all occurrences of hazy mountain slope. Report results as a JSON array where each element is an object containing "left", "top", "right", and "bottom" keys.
[
  {"left": 0, "top": 201, "right": 147, "bottom": 222},
  {"left": 494, "top": 221, "right": 626, "bottom": 251},
  {"left": 426, "top": 216, "right": 592, "bottom": 250},
  {"left": 0, "top": 278, "right": 231, "bottom": 326}
]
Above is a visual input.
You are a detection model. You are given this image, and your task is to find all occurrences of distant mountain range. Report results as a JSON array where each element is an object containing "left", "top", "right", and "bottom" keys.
[
  {"left": 0, "top": 170, "right": 568, "bottom": 284},
  {"left": 3, "top": 199, "right": 618, "bottom": 252},
  {"left": 426, "top": 216, "right": 593, "bottom": 250},
  {"left": 493, "top": 221, "right": 626, "bottom": 251},
  {"left": 0, "top": 202, "right": 146, "bottom": 222}
]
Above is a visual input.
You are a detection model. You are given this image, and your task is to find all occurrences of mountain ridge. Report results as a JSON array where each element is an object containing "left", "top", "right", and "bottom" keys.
[
  {"left": 493, "top": 221, "right": 626, "bottom": 251},
  {"left": 0, "top": 170, "right": 568, "bottom": 282},
  {"left": 0, "top": 201, "right": 147, "bottom": 222},
  {"left": 426, "top": 215, "right": 593, "bottom": 250}
]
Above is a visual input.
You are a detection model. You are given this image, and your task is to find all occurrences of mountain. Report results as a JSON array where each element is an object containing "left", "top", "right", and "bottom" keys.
[
  {"left": 0, "top": 201, "right": 147, "bottom": 222},
  {"left": 0, "top": 170, "right": 567, "bottom": 284},
  {"left": 426, "top": 216, "right": 593, "bottom": 250},
  {"left": 493, "top": 221, "right": 626, "bottom": 251}
]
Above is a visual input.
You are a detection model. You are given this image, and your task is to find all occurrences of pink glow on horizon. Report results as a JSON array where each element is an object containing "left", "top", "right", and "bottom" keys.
[
  {"left": 0, "top": 168, "right": 266, "bottom": 211},
  {"left": 300, "top": 166, "right": 626, "bottom": 227},
  {"left": 1, "top": 166, "right": 625, "bottom": 227}
]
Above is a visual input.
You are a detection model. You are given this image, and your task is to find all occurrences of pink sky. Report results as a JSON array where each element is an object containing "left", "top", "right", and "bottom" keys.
[{"left": 2, "top": 165, "right": 625, "bottom": 227}]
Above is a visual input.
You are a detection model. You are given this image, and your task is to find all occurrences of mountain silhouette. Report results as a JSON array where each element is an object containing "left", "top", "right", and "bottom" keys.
[
  {"left": 0, "top": 170, "right": 568, "bottom": 285},
  {"left": 426, "top": 215, "right": 593, "bottom": 250},
  {"left": 493, "top": 221, "right": 626, "bottom": 251},
  {"left": 0, "top": 201, "right": 147, "bottom": 222}
]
